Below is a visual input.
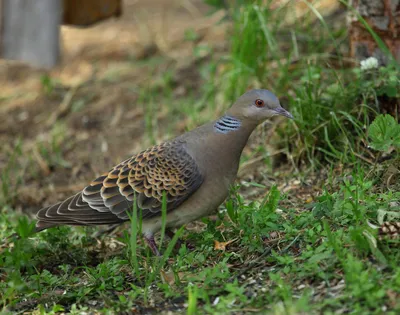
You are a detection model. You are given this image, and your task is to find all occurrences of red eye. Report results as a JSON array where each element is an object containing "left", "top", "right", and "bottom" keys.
[{"left": 255, "top": 99, "right": 264, "bottom": 107}]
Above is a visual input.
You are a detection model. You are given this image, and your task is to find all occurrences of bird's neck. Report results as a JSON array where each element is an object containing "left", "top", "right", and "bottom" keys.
[
  {"left": 214, "top": 114, "right": 258, "bottom": 135},
  {"left": 184, "top": 115, "right": 259, "bottom": 175},
  {"left": 213, "top": 114, "right": 259, "bottom": 152},
  {"left": 213, "top": 115, "right": 242, "bottom": 134}
]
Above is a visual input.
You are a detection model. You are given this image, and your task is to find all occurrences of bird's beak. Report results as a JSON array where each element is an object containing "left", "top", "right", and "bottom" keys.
[{"left": 274, "top": 107, "right": 294, "bottom": 119}]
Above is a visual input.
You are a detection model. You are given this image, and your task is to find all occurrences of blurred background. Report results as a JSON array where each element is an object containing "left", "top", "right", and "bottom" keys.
[
  {"left": 0, "top": 0, "right": 399, "bottom": 214},
  {"left": 1, "top": 0, "right": 400, "bottom": 313}
]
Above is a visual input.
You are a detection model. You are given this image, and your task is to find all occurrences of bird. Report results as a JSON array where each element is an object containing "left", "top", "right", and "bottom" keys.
[{"left": 35, "top": 89, "right": 293, "bottom": 255}]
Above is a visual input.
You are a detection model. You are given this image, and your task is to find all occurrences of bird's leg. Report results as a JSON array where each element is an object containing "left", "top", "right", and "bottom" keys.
[
  {"left": 165, "top": 229, "right": 182, "bottom": 249},
  {"left": 143, "top": 234, "right": 161, "bottom": 256}
]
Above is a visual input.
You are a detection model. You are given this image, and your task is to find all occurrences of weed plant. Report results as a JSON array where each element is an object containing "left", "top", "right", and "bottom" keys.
[{"left": 1, "top": 0, "right": 399, "bottom": 313}]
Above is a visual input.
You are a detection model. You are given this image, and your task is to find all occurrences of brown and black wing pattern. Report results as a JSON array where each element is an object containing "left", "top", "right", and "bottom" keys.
[{"left": 36, "top": 141, "right": 203, "bottom": 230}]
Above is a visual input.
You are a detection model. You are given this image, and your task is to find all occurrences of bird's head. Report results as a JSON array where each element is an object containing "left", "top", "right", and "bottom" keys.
[{"left": 227, "top": 89, "right": 293, "bottom": 122}]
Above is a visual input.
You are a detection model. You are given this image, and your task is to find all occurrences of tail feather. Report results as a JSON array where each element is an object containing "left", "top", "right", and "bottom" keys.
[
  {"left": 35, "top": 191, "right": 126, "bottom": 232},
  {"left": 35, "top": 221, "right": 60, "bottom": 232}
]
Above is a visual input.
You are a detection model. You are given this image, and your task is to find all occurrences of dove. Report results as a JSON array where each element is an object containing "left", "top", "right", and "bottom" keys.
[{"left": 36, "top": 89, "right": 293, "bottom": 255}]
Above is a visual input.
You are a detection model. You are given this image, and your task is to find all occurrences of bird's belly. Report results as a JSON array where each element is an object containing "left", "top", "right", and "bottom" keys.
[{"left": 141, "top": 175, "right": 233, "bottom": 235}]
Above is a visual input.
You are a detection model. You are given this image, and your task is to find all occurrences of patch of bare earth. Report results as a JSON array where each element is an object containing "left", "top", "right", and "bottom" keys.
[{"left": 0, "top": 0, "right": 226, "bottom": 214}]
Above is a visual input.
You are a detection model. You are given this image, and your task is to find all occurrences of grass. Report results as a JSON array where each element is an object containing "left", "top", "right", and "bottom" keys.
[
  {"left": 1, "top": 164, "right": 399, "bottom": 313},
  {"left": 1, "top": 0, "right": 400, "bottom": 313}
]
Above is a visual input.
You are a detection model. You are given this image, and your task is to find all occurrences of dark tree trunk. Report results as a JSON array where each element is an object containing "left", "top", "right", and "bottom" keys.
[{"left": 348, "top": 0, "right": 400, "bottom": 64}]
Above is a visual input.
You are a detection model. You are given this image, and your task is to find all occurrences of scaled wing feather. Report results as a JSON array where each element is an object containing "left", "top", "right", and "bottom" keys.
[{"left": 36, "top": 140, "right": 203, "bottom": 227}]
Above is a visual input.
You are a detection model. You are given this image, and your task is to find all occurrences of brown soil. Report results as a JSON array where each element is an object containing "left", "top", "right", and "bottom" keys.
[
  {"left": 0, "top": 0, "right": 339, "bottom": 214},
  {"left": 0, "top": 0, "right": 226, "bottom": 214}
]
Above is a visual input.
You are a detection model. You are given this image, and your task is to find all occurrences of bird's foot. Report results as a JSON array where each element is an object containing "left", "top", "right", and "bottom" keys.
[
  {"left": 143, "top": 230, "right": 194, "bottom": 256},
  {"left": 144, "top": 234, "right": 161, "bottom": 256}
]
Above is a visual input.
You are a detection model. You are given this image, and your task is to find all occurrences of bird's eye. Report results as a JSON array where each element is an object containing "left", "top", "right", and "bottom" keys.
[{"left": 255, "top": 99, "right": 264, "bottom": 107}]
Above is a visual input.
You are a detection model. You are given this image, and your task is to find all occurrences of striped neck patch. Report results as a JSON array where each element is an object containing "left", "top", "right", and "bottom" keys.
[{"left": 214, "top": 115, "right": 241, "bottom": 134}]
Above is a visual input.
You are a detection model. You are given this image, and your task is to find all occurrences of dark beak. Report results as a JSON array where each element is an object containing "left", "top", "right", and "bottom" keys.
[{"left": 274, "top": 107, "right": 294, "bottom": 119}]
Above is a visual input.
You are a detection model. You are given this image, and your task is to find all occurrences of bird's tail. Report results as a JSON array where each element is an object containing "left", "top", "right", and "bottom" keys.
[{"left": 35, "top": 221, "right": 60, "bottom": 232}]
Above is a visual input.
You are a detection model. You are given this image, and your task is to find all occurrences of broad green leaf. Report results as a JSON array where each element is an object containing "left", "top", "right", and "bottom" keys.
[{"left": 368, "top": 114, "right": 400, "bottom": 151}]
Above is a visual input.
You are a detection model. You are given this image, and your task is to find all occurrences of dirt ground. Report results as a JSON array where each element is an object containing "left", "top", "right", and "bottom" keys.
[
  {"left": 0, "top": 0, "right": 229, "bottom": 214},
  {"left": 0, "top": 0, "right": 340, "bottom": 215},
  {"left": 2, "top": 1, "right": 361, "bottom": 313}
]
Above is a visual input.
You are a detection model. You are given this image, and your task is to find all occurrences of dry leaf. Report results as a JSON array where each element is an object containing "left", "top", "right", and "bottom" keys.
[
  {"left": 160, "top": 269, "right": 187, "bottom": 285},
  {"left": 160, "top": 269, "right": 177, "bottom": 285},
  {"left": 305, "top": 196, "right": 313, "bottom": 203},
  {"left": 214, "top": 239, "right": 236, "bottom": 251}
]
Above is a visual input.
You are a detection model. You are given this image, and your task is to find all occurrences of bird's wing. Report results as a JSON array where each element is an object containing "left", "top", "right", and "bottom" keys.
[{"left": 36, "top": 140, "right": 204, "bottom": 228}]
